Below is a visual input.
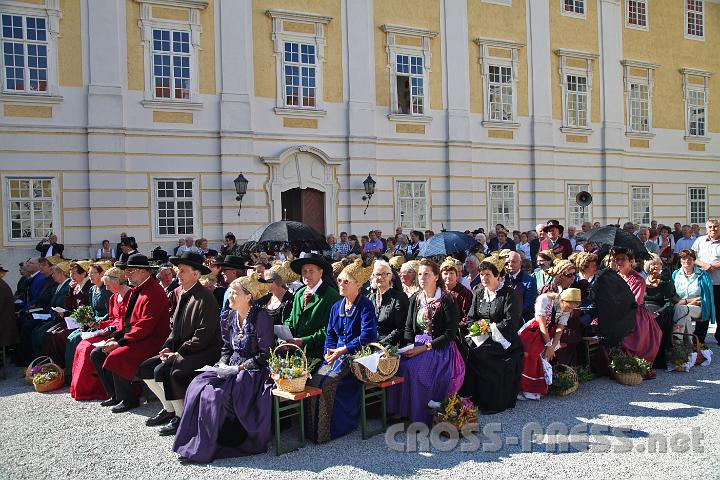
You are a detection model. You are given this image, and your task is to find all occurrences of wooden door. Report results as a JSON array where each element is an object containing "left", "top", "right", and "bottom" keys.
[{"left": 301, "top": 188, "right": 325, "bottom": 235}]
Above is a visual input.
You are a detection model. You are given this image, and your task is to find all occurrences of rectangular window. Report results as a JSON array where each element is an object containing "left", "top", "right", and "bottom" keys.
[
  {"left": 564, "top": 0, "right": 584, "bottom": 15},
  {"left": 567, "top": 184, "right": 591, "bottom": 227},
  {"left": 283, "top": 41, "right": 316, "bottom": 108},
  {"left": 1, "top": 14, "right": 48, "bottom": 93},
  {"left": 566, "top": 74, "right": 588, "bottom": 128},
  {"left": 687, "top": 88, "right": 706, "bottom": 137},
  {"left": 629, "top": 83, "right": 650, "bottom": 133},
  {"left": 488, "top": 65, "right": 513, "bottom": 122},
  {"left": 627, "top": 0, "right": 647, "bottom": 28},
  {"left": 630, "top": 186, "right": 651, "bottom": 225},
  {"left": 689, "top": 187, "right": 707, "bottom": 225},
  {"left": 155, "top": 179, "right": 195, "bottom": 236},
  {"left": 152, "top": 28, "right": 190, "bottom": 100},
  {"left": 398, "top": 181, "right": 428, "bottom": 230},
  {"left": 395, "top": 54, "right": 424, "bottom": 115},
  {"left": 489, "top": 183, "right": 516, "bottom": 230},
  {"left": 7, "top": 177, "right": 53, "bottom": 239},
  {"left": 686, "top": 0, "right": 704, "bottom": 38}
]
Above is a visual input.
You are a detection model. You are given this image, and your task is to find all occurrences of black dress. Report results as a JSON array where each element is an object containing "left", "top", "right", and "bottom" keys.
[
  {"left": 257, "top": 290, "right": 294, "bottom": 325},
  {"left": 461, "top": 284, "right": 523, "bottom": 414},
  {"left": 644, "top": 278, "right": 678, "bottom": 369},
  {"left": 370, "top": 287, "right": 409, "bottom": 344}
]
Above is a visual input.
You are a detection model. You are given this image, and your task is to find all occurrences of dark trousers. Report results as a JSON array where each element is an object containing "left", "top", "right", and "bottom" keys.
[
  {"left": 90, "top": 347, "right": 137, "bottom": 403},
  {"left": 692, "top": 284, "right": 720, "bottom": 343},
  {"left": 138, "top": 353, "right": 204, "bottom": 401}
]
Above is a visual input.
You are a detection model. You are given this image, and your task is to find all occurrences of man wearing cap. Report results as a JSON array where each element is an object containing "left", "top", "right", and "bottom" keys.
[
  {"left": 539, "top": 220, "right": 573, "bottom": 259},
  {"left": 284, "top": 254, "right": 340, "bottom": 360},
  {"left": 138, "top": 252, "right": 221, "bottom": 436},
  {"left": 90, "top": 254, "right": 170, "bottom": 413}
]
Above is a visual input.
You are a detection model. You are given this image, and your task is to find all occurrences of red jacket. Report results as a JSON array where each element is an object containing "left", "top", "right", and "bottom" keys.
[
  {"left": 103, "top": 278, "right": 170, "bottom": 380},
  {"left": 539, "top": 238, "right": 573, "bottom": 260}
]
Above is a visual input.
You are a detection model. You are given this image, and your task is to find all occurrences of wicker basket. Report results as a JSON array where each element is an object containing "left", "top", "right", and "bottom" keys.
[
  {"left": 32, "top": 363, "right": 65, "bottom": 393},
  {"left": 271, "top": 343, "right": 308, "bottom": 393},
  {"left": 25, "top": 356, "right": 53, "bottom": 385},
  {"left": 350, "top": 342, "right": 400, "bottom": 384},
  {"left": 679, "top": 333, "right": 705, "bottom": 366},
  {"left": 549, "top": 364, "right": 579, "bottom": 396},
  {"left": 614, "top": 371, "right": 644, "bottom": 386}
]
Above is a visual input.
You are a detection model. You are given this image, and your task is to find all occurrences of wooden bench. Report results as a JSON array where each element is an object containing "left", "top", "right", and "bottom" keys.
[
  {"left": 272, "top": 386, "right": 322, "bottom": 455},
  {"left": 359, "top": 376, "right": 404, "bottom": 440}
]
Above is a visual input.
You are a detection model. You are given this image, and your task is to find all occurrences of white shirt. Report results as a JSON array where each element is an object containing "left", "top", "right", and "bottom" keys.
[
  {"left": 674, "top": 236, "right": 696, "bottom": 254},
  {"left": 45, "top": 245, "right": 54, "bottom": 257},
  {"left": 692, "top": 235, "right": 720, "bottom": 285},
  {"left": 534, "top": 294, "right": 570, "bottom": 327},
  {"left": 177, "top": 245, "right": 200, "bottom": 255},
  {"left": 305, "top": 279, "right": 323, "bottom": 295}
]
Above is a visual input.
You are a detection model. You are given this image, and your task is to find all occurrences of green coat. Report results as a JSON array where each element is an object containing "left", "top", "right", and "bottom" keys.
[{"left": 284, "top": 282, "right": 340, "bottom": 360}]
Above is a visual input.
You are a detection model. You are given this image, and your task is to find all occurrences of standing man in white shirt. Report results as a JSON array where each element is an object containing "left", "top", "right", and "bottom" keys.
[{"left": 692, "top": 219, "right": 720, "bottom": 344}]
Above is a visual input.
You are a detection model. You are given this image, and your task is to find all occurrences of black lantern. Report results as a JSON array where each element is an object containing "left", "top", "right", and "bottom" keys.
[
  {"left": 233, "top": 173, "right": 249, "bottom": 215},
  {"left": 362, "top": 174, "right": 376, "bottom": 215}
]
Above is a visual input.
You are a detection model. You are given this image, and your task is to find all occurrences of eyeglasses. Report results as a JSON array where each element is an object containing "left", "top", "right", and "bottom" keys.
[
  {"left": 562, "top": 272, "right": 576, "bottom": 278},
  {"left": 337, "top": 278, "right": 354, "bottom": 284}
]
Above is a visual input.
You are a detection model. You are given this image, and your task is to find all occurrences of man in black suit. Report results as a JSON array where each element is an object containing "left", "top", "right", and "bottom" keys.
[
  {"left": 529, "top": 223, "right": 545, "bottom": 270},
  {"left": 35, "top": 234, "right": 64, "bottom": 258},
  {"left": 115, "top": 232, "right": 128, "bottom": 260}
]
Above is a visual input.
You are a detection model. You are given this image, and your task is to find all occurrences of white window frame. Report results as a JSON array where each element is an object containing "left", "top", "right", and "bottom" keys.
[
  {"left": 151, "top": 176, "right": 199, "bottom": 240},
  {"left": 685, "top": 0, "right": 705, "bottom": 40},
  {"left": 488, "top": 182, "right": 517, "bottom": 231},
  {"left": 681, "top": 68, "right": 711, "bottom": 142},
  {"left": 561, "top": 0, "right": 586, "bottom": 19},
  {"left": 622, "top": 60, "right": 658, "bottom": 137},
  {"left": 481, "top": 0, "right": 512, "bottom": 5},
  {"left": 396, "top": 180, "right": 429, "bottom": 231},
  {"left": 267, "top": 9, "right": 331, "bottom": 118},
  {"left": 625, "top": 0, "right": 648, "bottom": 31},
  {"left": 137, "top": 0, "right": 207, "bottom": 111},
  {"left": 566, "top": 183, "right": 592, "bottom": 228},
  {"left": 475, "top": 38, "right": 523, "bottom": 129},
  {"left": 557, "top": 49, "right": 597, "bottom": 134},
  {"left": 630, "top": 185, "right": 652, "bottom": 226},
  {"left": 0, "top": 0, "right": 62, "bottom": 104},
  {"left": 688, "top": 186, "right": 707, "bottom": 225},
  {"left": 2, "top": 174, "right": 59, "bottom": 245},
  {"left": 382, "top": 24, "right": 437, "bottom": 124}
]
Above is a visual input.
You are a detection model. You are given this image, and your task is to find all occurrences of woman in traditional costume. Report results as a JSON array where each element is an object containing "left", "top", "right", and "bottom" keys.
[
  {"left": 532, "top": 250, "right": 556, "bottom": 292},
  {"left": 440, "top": 257, "right": 473, "bottom": 328},
  {"left": 30, "top": 262, "right": 70, "bottom": 358},
  {"left": 643, "top": 254, "right": 679, "bottom": 369},
  {"left": 371, "top": 259, "right": 409, "bottom": 345},
  {"left": 257, "top": 261, "right": 297, "bottom": 326},
  {"left": 174, "top": 274, "right": 273, "bottom": 463},
  {"left": 306, "top": 259, "right": 377, "bottom": 443},
  {"left": 398, "top": 260, "right": 420, "bottom": 298},
  {"left": 386, "top": 259, "right": 464, "bottom": 425}
]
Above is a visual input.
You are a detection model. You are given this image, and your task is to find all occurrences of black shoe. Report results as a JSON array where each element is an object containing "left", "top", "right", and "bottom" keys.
[
  {"left": 111, "top": 400, "right": 139, "bottom": 413},
  {"left": 100, "top": 398, "right": 120, "bottom": 407},
  {"left": 146, "top": 409, "right": 176, "bottom": 427},
  {"left": 158, "top": 416, "right": 180, "bottom": 436}
]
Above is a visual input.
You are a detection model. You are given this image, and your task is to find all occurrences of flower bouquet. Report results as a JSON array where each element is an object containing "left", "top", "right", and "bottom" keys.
[
  {"left": 32, "top": 363, "right": 65, "bottom": 393},
  {"left": 70, "top": 305, "right": 97, "bottom": 328},
  {"left": 666, "top": 342, "right": 696, "bottom": 373},
  {"left": 548, "top": 364, "right": 579, "bottom": 396},
  {"left": 269, "top": 344, "right": 309, "bottom": 393},
  {"left": 432, "top": 394, "right": 478, "bottom": 433},
  {"left": 465, "top": 319, "right": 490, "bottom": 347},
  {"left": 609, "top": 349, "right": 650, "bottom": 385}
]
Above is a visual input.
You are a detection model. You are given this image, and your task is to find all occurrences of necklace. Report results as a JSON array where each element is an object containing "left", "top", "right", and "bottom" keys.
[
  {"left": 342, "top": 297, "right": 357, "bottom": 317},
  {"left": 236, "top": 308, "right": 250, "bottom": 329}
]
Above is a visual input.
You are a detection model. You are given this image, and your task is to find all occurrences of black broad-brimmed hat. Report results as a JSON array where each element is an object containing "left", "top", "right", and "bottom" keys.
[
  {"left": 214, "top": 255, "right": 252, "bottom": 270},
  {"left": 169, "top": 252, "right": 212, "bottom": 275},
  {"left": 542, "top": 219, "right": 565, "bottom": 235},
  {"left": 118, "top": 254, "right": 158, "bottom": 270},
  {"left": 290, "top": 253, "right": 332, "bottom": 275},
  {"left": 150, "top": 247, "right": 169, "bottom": 264}
]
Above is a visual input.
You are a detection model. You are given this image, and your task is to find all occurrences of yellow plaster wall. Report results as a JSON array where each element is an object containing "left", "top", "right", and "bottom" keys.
[
  {"left": 467, "top": 0, "right": 528, "bottom": 116},
  {"left": 252, "top": 0, "right": 343, "bottom": 103},
  {"left": 58, "top": 0, "right": 82, "bottom": 87},
  {"left": 126, "top": 0, "right": 144, "bottom": 91},
  {"left": 623, "top": 0, "right": 720, "bottom": 132},
  {"left": 550, "top": 2, "right": 600, "bottom": 123},
  {"left": 199, "top": 0, "right": 216, "bottom": 94},
  {"left": 374, "top": 0, "right": 442, "bottom": 110}
]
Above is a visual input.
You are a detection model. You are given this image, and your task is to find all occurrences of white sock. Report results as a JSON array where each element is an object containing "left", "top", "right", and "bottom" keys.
[
  {"left": 143, "top": 379, "right": 174, "bottom": 412},
  {"left": 170, "top": 399, "right": 184, "bottom": 418}
]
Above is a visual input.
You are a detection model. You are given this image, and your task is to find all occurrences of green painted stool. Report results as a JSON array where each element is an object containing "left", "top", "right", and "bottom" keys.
[
  {"left": 582, "top": 336, "right": 601, "bottom": 368},
  {"left": 272, "top": 386, "right": 322, "bottom": 455},
  {"left": 359, "top": 376, "right": 404, "bottom": 440}
]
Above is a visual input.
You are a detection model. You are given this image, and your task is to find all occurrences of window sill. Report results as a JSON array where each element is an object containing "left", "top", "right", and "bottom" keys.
[
  {"left": 141, "top": 99, "right": 203, "bottom": 111},
  {"left": 0, "top": 93, "right": 63, "bottom": 105},
  {"left": 387, "top": 113, "right": 433, "bottom": 124},
  {"left": 560, "top": 11, "right": 586, "bottom": 20},
  {"left": 625, "top": 24, "right": 648, "bottom": 32},
  {"left": 482, "top": 120, "right": 520, "bottom": 130},
  {"left": 684, "top": 34, "right": 705, "bottom": 42},
  {"left": 625, "top": 131, "right": 655, "bottom": 139},
  {"left": 684, "top": 135, "right": 710, "bottom": 144},
  {"left": 560, "top": 126, "right": 593, "bottom": 135},
  {"left": 274, "top": 107, "right": 327, "bottom": 118}
]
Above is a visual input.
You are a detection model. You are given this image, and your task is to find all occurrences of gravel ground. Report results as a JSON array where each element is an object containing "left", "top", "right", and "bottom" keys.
[{"left": 1, "top": 342, "right": 718, "bottom": 480}]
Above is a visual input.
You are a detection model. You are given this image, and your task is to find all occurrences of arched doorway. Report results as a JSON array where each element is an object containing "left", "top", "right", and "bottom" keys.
[{"left": 263, "top": 145, "right": 340, "bottom": 236}]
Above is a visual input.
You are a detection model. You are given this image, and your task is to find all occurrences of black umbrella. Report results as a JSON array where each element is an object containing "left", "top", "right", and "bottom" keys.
[
  {"left": 418, "top": 231, "right": 479, "bottom": 258},
  {"left": 582, "top": 226, "right": 651, "bottom": 260},
  {"left": 239, "top": 221, "right": 329, "bottom": 254},
  {"left": 589, "top": 268, "right": 637, "bottom": 347}
]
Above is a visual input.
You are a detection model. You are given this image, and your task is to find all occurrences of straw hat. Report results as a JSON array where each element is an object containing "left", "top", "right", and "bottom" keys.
[
  {"left": 266, "top": 260, "right": 300, "bottom": 285},
  {"left": 481, "top": 253, "right": 507, "bottom": 275},
  {"left": 332, "top": 260, "right": 347, "bottom": 277},
  {"left": 340, "top": 258, "right": 374, "bottom": 286},
  {"left": 406, "top": 260, "right": 420, "bottom": 273},
  {"left": 560, "top": 288, "right": 581, "bottom": 303},
  {"left": 102, "top": 266, "right": 126, "bottom": 283},
  {"left": 233, "top": 272, "right": 269, "bottom": 301},
  {"left": 46, "top": 255, "right": 64, "bottom": 266},
  {"left": 95, "top": 260, "right": 115, "bottom": 273},
  {"left": 474, "top": 252, "right": 486, "bottom": 263},
  {"left": 55, "top": 261, "right": 71, "bottom": 275},
  {"left": 569, "top": 252, "right": 597, "bottom": 272},
  {"left": 388, "top": 255, "right": 406, "bottom": 270},
  {"left": 440, "top": 256, "right": 462, "bottom": 274},
  {"left": 537, "top": 249, "right": 556, "bottom": 262},
  {"left": 71, "top": 260, "right": 93, "bottom": 273},
  {"left": 547, "top": 259, "right": 574, "bottom": 277}
]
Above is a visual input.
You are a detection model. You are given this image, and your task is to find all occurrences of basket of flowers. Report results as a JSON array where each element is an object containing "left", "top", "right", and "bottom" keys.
[
  {"left": 465, "top": 319, "right": 491, "bottom": 347},
  {"left": 32, "top": 363, "right": 65, "bottom": 393},
  {"left": 349, "top": 343, "right": 400, "bottom": 384},
  {"left": 25, "top": 356, "right": 53, "bottom": 385},
  {"left": 269, "top": 343, "right": 309, "bottom": 393},
  {"left": 70, "top": 305, "right": 97, "bottom": 328},
  {"left": 666, "top": 341, "right": 695, "bottom": 372},
  {"left": 432, "top": 394, "right": 478, "bottom": 432},
  {"left": 609, "top": 349, "right": 650, "bottom": 385},
  {"left": 548, "top": 364, "right": 579, "bottom": 396}
]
